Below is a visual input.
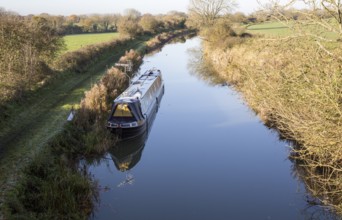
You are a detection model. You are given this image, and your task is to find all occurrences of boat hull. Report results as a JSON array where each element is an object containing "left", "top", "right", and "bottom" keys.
[{"left": 108, "top": 122, "right": 147, "bottom": 140}]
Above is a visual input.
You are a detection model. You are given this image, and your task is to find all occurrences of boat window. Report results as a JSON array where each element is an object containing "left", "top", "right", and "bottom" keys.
[{"left": 113, "top": 104, "right": 133, "bottom": 117}]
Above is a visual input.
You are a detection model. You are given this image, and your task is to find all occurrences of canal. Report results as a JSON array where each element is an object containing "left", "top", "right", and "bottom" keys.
[{"left": 89, "top": 38, "right": 336, "bottom": 220}]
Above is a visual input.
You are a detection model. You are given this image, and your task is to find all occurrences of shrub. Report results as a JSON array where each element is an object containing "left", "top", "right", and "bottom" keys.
[
  {"left": 117, "top": 17, "right": 142, "bottom": 38},
  {"left": 139, "top": 14, "right": 160, "bottom": 34},
  {"left": 118, "top": 49, "right": 142, "bottom": 72},
  {"left": 200, "top": 19, "right": 248, "bottom": 49}
]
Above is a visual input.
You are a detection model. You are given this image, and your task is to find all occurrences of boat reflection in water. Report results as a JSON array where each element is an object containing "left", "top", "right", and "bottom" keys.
[
  {"left": 108, "top": 79, "right": 163, "bottom": 174},
  {"left": 109, "top": 132, "right": 147, "bottom": 172}
]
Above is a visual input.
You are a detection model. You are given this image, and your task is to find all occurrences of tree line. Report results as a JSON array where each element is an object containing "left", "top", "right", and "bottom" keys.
[{"left": 14, "top": 9, "right": 187, "bottom": 35}]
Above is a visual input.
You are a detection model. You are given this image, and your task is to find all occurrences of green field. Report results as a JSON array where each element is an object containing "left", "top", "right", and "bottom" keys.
[
  {"left": 247, "top": 21, "right": 339, "bottom": 40},
  {"left": 247, "top": 22, "right": 291, "bottom": 37},
  {"left": 63, "top": 32, "right": 120, "bottom": 52}
]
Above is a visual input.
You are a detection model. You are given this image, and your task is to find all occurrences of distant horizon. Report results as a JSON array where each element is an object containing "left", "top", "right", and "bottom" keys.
[{"left": 0, "top": 0, "right": 263, "bottom": 16}]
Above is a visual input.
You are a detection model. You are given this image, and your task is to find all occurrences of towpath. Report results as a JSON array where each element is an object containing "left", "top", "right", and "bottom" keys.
[{"left": 0, "top": 39, "right": 146, "bottom": 216}]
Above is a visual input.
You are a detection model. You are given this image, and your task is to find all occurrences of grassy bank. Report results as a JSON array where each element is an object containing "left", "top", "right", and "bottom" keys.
[
  {"left": 202, "top": 33, "right": 342, "bottom": 214},
  {"left": 0, "top": 35, "right": 147, "bottom": 218},
  {"left": 1, "top": 29, "right": 196, "bottom": 219}
]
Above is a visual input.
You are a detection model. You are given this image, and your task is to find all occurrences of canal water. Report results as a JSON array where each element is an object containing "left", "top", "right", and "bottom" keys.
[{"left": 89, "top": 38, "right": 335, "bottom": 220}]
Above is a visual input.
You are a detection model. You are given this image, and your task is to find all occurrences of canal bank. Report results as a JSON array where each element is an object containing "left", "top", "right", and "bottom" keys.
[{"left": 201, "top": 35, "right": 342, "bottom": 216}]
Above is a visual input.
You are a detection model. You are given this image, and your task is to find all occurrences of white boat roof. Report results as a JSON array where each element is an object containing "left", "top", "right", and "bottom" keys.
[{"left": 114, "top": 69, "right": 162, "bottom": 103}]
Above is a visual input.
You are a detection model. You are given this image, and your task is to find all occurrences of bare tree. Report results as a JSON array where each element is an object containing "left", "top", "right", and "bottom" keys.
[
  {"left": 188, "top": 0, "right": 237, "bottom": 26},
  {"left": 124, "top": 8, "right": 141, "bottom": 21}
]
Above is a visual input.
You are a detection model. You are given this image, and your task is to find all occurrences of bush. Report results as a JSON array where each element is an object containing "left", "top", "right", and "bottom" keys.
[
  {"left": 139, "top": 14, "right": 160, "bottom": 34},
  {"left": 200, "top": 19, "right": 248, "bottom": 49},
  {"left": 118, "top": 49, "right": 142, "bottom": 72},
  {"left": 117, "top": 17, "right": 142, "bottom": 38}
]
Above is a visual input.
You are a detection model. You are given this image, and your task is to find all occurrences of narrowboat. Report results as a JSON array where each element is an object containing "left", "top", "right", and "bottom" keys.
[{"left": 107, "top": 68, "right": 164, "bottom": 139}]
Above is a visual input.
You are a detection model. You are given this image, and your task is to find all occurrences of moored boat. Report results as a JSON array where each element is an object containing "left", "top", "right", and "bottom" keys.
[{"left": 107, "top": 68, "right": 164, "bottom": 139}]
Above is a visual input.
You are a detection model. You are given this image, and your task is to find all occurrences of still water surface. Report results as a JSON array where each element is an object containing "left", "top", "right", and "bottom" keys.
[{"left": 90, "top": 38, "right": 334, "bottom": 220}]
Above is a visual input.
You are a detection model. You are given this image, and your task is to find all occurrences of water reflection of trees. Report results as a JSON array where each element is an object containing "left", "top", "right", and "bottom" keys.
[
  {"left": 146, "top": 33, "right": 195, "bottom": 56},
  {"left": 187, "top": 45, "right": 227, "bottom": 86},
  {"left": 291, "top": 153, "right": 342, "bottom": 219}
]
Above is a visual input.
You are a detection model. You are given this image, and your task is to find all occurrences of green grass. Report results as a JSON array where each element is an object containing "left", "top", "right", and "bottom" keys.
[
  {"left": 247, "top": 21, "right": 341, "bottom": 40},
  {"left": 247, "top": 21, "right": 292, "bottom": 37},
  {"left": 63, "top": 32, "right": 120, "bottom": 52}
]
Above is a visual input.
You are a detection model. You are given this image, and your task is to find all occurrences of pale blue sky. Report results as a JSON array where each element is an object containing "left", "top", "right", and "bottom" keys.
[{"left": 0, "top": 0, "right": 263, "bottom": 15}]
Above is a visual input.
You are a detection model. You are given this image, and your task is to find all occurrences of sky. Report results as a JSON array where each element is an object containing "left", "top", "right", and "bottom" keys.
[{"left": 0, "top": 0, "right": 264, "bottom": 16}]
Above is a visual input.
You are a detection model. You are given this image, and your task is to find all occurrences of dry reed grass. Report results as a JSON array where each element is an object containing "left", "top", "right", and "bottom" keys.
[{"left": 118, "top": 49, "right": 143, "bottom": 72}]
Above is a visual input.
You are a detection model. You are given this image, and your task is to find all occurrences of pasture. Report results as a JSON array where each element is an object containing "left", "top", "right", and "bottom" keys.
[
  {"left": 63, "top": 32, "right": 120, "bottom": 52},
  {"left": 247, "top": 21, "right": 339, "bottom": 40},
  {"left": 247, "top": 22, "right": 291, "bottom": 37}
]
